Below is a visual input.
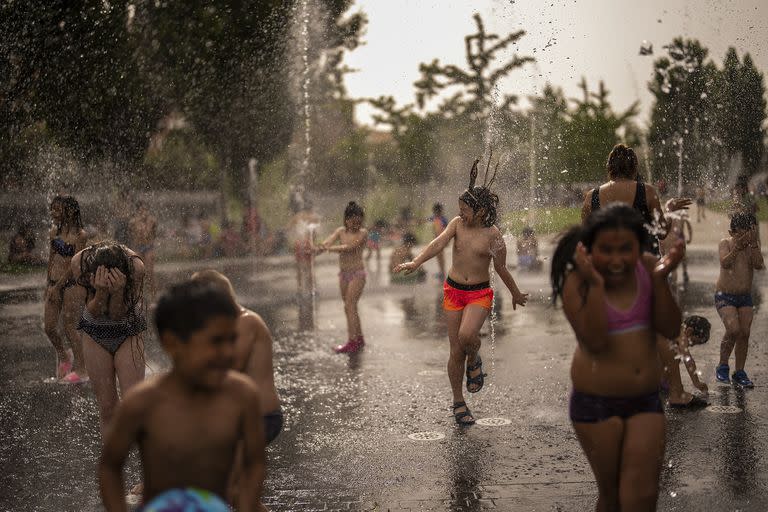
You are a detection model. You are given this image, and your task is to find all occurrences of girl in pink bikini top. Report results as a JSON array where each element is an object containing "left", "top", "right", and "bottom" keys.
[{"left": 605, "top": 259, "right": 652, "bottom": 335}]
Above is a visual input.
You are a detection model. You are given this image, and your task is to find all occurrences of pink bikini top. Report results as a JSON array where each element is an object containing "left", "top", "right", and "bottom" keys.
[{"left": 605, "top": 260, "right": 652, "bottom": 335}]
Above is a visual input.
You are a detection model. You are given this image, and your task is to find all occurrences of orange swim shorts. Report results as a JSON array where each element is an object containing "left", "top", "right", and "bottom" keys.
[{"left": 443, "top": 276, "right": 494, "bottom": 311}]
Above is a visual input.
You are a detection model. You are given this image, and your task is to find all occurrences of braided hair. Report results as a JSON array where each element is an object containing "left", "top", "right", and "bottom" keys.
[{"left": 459, "top": 187, "right": 499, "bottom": 227}]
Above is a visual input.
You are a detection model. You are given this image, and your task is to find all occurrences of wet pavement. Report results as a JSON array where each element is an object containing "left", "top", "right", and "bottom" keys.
[{"left": 2, "top": 237, "right": 768, "bottom": 511}]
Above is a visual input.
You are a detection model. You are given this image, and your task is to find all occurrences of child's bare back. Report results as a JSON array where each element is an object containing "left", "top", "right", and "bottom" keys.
[{"left": 237, "top": 310, "right": 281, "bottom": 413}]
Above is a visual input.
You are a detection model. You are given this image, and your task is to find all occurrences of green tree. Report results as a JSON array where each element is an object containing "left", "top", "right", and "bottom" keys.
[
  {"left": 370, "top": 13, "right": 534, "bottom": 184},
  {"left": 716, "top": 48, "right": 766, "bottom": 175},
  {"left": 561, "top": 79, "right": 639, "bottom": 183},
  {"left": 414, "top": 13, "right": 534, "bottom": 119},
  {"left": 0, "top": 0, "right": 164, "bottom": 186},
  {"left": 648, "top": 38, "right": 719, "bottom": 187}
]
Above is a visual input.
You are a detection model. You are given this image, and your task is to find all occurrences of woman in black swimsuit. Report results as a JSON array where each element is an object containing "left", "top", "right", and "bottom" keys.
[
  {"left": 72, "top": 241, "right": 146, "bottom": 434},
  {"left": 45, "top": 196, "right": 88, "bottom": 382}
]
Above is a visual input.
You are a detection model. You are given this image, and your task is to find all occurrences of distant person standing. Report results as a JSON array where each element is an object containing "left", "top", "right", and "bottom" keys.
[
  {"left": 430, "top": 203, "right": 449, "bottom": 280},
  {"left": 582, "top": 144, "right": 691, "bottom": 255},
  {"left": 318, "top": 201, "right": 368, "bottom": 354},
  {"left": 695, "top": 185, "right": 707, "bottom": 222},
  {"left": 129, "top": 201, "right": 158, "bottom": 300},
  {"left": 714, "top": 212, "right": 764, "bottom": 388},
  {"left": 46, "top": 195, "right": 89, "bottom": 383},
  {"left": 288, "top": 201, "right": 321, "bottom": 295}
]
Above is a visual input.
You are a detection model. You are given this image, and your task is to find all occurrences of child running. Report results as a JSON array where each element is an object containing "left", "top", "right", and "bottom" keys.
[
  {"left": 551, "top": 203, "right": 684, "bottom": 511},
  {"left": 99, "top": 280, "right": 265, "bottom": 511},
  {"left": 72, "top": 241, "right": 146, "bottom": 434},
  {"left": 318, "top": 201, "right": 368, "bottom": 353},
  {"left": 45, "top": 195, "right": 89, "bottom": 382},
  {"left": 394, "top": 158, "right": 528, "bottom": 425},
  {"left": 714, "top": 212, "right": 764, "bottom": 388}
]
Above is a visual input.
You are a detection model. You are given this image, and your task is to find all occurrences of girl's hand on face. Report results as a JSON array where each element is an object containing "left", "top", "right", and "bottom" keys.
[
  {"left": 654, "top": 238, "right": 685, "bottom": 277},
  {"left": 573, "top": 242, "right": 603, "bottom": 286},
  {"left": 108, "top": 268, "right": 126, "bottom": 292},
  {"left": 394, "top": 261, "right": 418, "bottom": 274},
  {"left": 93, "top": 266, "right": 111, "bottom": 292}
]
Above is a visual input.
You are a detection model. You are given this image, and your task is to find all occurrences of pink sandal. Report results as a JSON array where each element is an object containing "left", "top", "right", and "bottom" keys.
[{"left": 59, "top": 371, "right": 89, "bottom": 384}]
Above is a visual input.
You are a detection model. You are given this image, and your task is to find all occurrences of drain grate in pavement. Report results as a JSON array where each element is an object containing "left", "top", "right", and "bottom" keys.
[
  {"left": 417, "top": 369, "right": 444, "bottom": 377},
  {"left": 408, "top": 431, "right": 445, "bottom": 441},
  {"left": 476, "top": 417, "right": 512, "bottom": 426},
  {"left": 705, "top": 405, "right": 742, "bottom": 414}
]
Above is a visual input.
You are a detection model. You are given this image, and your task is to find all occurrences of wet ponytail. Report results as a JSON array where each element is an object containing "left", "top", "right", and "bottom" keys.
[{"left": 606, "top": 144, "right": 638, "bottom": 180}]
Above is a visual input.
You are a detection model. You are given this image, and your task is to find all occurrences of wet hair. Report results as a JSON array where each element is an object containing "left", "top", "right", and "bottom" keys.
[
  {"left": 606, "top": 144, "right": 638, "bottom": 180},
  {"left": 77, "top": 241, "right": 142, "bottom": 315},
  {"left": 551, "top": 203, "right": 647, "bottom": 305},
  {"left": 432, "top": 203, "right": 444, "bottom": 215},
  {"left": 154, "top": 280, "right": 239, "bottom": 341},
  {"left": 730, "top": 212, "right": 757, "bottom": 231},
  {"left": 61, "top": 196, "right": 84, "bottom": 231},
  {"left": 402, "top": 232, "right": 418, "bottom": 246},
  {"left": 459, "top": 187, "right": 499, "bottom": 227},
  {"left": 344, "top": 201, "right": 364, "bottom": 222},
  {"left": 190, "top": 269, "right": 238, "bottom": 305},
  {"left": 684, "top": 315, "right": 711, "bottom": 343},
  {"left": 522, "top": 226, "right": 535, "bottom": 238}
]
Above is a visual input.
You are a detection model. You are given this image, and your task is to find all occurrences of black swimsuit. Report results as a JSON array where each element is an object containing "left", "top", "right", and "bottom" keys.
[
  {"left": 78, "top": 307, "right": 147, "bottom": 355},
  {"left": 591, "top": 181, "right": 660, "bottom": 255},
  {"left": 51, "top": 238, "right": 76, "bottom": 257}
]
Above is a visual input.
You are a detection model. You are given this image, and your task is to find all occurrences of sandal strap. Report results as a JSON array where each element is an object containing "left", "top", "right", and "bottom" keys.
[
  {"left": 466, "top": 355, "right": 483, "bottom": 372},
  {"left": 452, "top": 401, "right": 467, "bottom": 409}
]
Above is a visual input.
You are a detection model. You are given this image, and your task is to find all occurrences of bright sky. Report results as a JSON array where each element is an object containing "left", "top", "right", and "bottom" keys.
[{"left": 343, "top": 0, "right": 768, "bottom": 128}]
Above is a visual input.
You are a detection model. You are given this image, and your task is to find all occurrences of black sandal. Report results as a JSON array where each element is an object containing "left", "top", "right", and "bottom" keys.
[
  {"left": 465, "top": 355, "right": 487, "bottom": 393},
  {"left": 452, "top": 401, "right": 475, "bottom": 425}
]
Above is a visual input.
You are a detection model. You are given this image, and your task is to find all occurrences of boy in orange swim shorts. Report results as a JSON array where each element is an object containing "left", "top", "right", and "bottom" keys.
[{"left": 395, "top": 156, "right": 528, "bottom": 425}]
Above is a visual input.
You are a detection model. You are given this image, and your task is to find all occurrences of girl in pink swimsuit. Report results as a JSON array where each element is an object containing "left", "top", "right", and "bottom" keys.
[
  {"left": 318, "top": 201, "right": 368, "bottom": 353},
  {"left": 551, "top": 203, "right": 684, "bottom": 511}
]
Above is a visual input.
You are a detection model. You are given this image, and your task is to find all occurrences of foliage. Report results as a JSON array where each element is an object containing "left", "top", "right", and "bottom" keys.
[
  {"left": 502, "top": 206, "right": 581, "bottom": 235},
  {"left": 527, "top": 79, "right": 640, "bottom": 184},
  {"left": 369, "top": 13, "right": 534, "bottom": 185},
  {"left": 648, "top": 39, "right": 721, "bottom": 186},
  {"left": 714, "top": 49, "right": 766, "bottom": 175}
]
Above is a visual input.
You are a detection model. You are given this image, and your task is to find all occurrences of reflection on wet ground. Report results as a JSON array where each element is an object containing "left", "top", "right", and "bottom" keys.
[{"left": 2, "top": 255, "right": 768, "bottom": 510}]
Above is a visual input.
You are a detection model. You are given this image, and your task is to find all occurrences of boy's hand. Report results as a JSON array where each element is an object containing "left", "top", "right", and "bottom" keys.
[
  {"left": 573, "top": 242, "right": 604, "bottom": 286},
  {"left": 654, "top": 238, "right": 684, "bottom": 277},
  {"left": 666, "top": 197, "right": 692, "bottom": 211},
  {"left": 694, "top": 381, "right": 708, "bottom": 393},
  {"left": 512, "top": 291, "right": 529, "bottom": 310},
  {"left": 394, "top": 261, "right": 419, "bottom": 274},
  {"left": 734, "top": 232, "right": 750, "bottom": 250}
]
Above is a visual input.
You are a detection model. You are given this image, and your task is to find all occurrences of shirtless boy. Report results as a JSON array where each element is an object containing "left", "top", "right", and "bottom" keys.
[
  {"left": 659, "top": 315, "right": 711, "bottom": 408},
  {"left": 395, "top": 159, "right": 528, "bottom": 425},
  {"left": 714, "top": 212, "right": 764, "bottom": 388},
  {"left": 99, "top": 280, "right": 265, "bottom": 511}
]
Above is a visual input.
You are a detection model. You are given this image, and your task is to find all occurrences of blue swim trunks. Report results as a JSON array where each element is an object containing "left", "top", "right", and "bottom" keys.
[
  {"left": 715, "top": 291, "right": 753, "bottom": 310},
  {"left": 142, "top": 488, "right": 230, "bottom": 511}
]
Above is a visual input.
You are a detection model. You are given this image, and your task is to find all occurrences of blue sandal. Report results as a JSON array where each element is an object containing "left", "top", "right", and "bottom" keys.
[
  {"left": 465, "top": 355, "right": 487, "bottom": 393},
  {"left": 452, "top": 401, "right": 475, "bottom": 425}
]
